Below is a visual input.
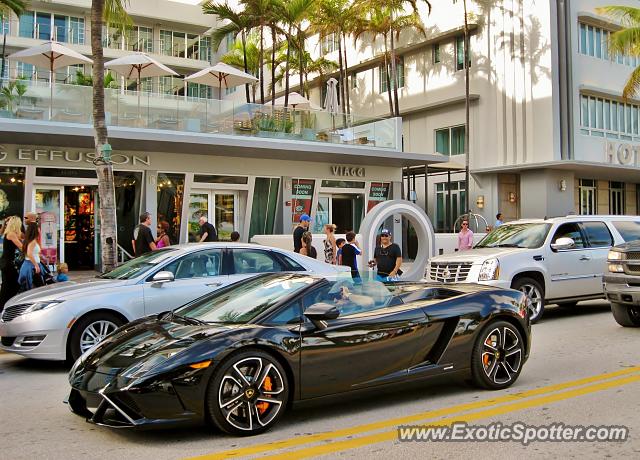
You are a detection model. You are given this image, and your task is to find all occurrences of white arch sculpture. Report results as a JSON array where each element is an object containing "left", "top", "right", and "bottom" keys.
[{"left": 359, "top": 200, "right": 436, "bottom": 281}]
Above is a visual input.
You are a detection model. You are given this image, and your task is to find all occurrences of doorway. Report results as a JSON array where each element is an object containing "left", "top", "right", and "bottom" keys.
[
  {"left": 187, "top": 190, "right": 238, "bottom": 241},
  {"left": 313, "top": 194, "right": 364, "bottom": 233}
]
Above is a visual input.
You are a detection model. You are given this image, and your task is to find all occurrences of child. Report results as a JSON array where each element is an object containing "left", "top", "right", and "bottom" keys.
[
  {"left": 340, "top": 232, "right": 361, "bottom": 280},
  {"left": 230, "top": 231, "right": 240, "bottom": 242},
  {"left": 336, "top": 238, "right": 345, "bottom": 266},
  {"left": 56, "top": 262, "right": 70, "bottom": 282}
]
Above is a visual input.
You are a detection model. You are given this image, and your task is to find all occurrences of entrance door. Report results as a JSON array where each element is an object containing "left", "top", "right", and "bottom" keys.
[
  {"left": 187, "top": 190, "right": 237, "bottom": 241},
  {"left": 313, "top": 194, "right": 364, "bottom": 233},
  {"left": 34, "top": 186, "right": 64, "bottom": 267},
  {"left": 63, "top": 185, "right": 96, "bottom": 270}
]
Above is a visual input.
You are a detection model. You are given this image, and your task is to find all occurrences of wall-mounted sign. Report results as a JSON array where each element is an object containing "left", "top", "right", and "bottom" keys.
[
  {"left": 605, "top": 141, "right": 640, "bottom": 167},
  {"left": 331, "top": 165, "right": 365, "bottom": 177},
  {"left": 0, "top": 146, "right": 150, "bottom": 166},
  {"left": 291, "top": 178, "right": 315, "bottom": 224},
  {"left": 368, "top": 182, "right": 391, "bottom": 212}
]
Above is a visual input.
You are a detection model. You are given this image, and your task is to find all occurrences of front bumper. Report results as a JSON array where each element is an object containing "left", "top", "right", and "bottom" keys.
[
  {"left": 604, "top": 274, "right": 640, "bottom": 306},
  {"left": 0, "top": 310, "right": 68, "bottom": 360}
]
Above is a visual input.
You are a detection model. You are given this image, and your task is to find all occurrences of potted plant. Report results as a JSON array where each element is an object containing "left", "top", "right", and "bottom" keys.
[
  {"left": 301, "top": 111, "right": 316, "bottom": 141},
  {"left": 256, "top": 113, "right": 276, "bottom": 137}
]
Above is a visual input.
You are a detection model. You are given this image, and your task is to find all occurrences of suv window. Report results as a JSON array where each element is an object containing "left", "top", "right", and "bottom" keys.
[
  {"left": 232, "top": 249, "right": 285, "bottom": 274},
  {"left": 162, "top": 249, "right": 223, "bottom": 279},
  {"left": 613, "top": 221, "right": 640, "bottom": 242},
  {"left": 551, "top": 223, "right": 585, "bottom": 249},
  {"left": 582, "top": 222, "right": 614, "bottom": 248}
]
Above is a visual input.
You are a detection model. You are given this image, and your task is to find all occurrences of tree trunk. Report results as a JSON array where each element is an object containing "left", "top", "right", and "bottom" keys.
[
  {"left": 1, "top": 32, "right": 6, "bottom": 88},
  {"left": 337, "top": 33, "right": 345, "bottom": 113},
  {"left": 463, "top": 0, "right": 470, "bottom": 214},
  {"left": 389, "top": 29, "right": 400, "bottom": 117},
  {"left": 91, "top": 0, "right": 118, "bottom": 272},
  {"left": 298, "top": 30, "right": 304, "bottom": 96},
  {"left": 259, "top": 24, "right": 265, "bottom": 104},
  {"left": 342, "top": 32, "right": 350, "bottom": 115},
  {"left": 284, "top": 26, "right": 292, "bottom": 107},
  {"left": 383, "top": 39, "right": 394, "bottom": 116},
  {"left": 241, "top": 30, "right": 250, "bottom": 103},
  {"left": 271, "top": 25, "right": 276, "bottom": 104}
]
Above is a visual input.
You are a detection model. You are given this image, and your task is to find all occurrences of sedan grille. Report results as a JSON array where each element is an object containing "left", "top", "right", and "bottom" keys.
[
  {"left": 1, "top": 304, "right": 30, "bottom": 322},
  {"left": 429, "top": 262, "right": 473, "bottom": 283}
]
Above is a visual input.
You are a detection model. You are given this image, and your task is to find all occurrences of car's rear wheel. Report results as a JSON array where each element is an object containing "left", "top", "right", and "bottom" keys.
[
  {"left": 207, "top": 349, "right": 289, "bottom": 436},
  {"left": 471, "top": 320, "right": 525, "bottom": 390},
  {"left": 611, "top": 302, "right": 640, "bottom": 327},
  {"left": 69, "top": 312, "right": 124, "bottom": 362},
  {"left": 511, "top": 277, "right": 545, "bottom": 323}
]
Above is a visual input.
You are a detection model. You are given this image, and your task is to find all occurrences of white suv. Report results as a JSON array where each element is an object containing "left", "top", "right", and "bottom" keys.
[{"left": 426, "top": 216, "right": 640, "bottom": 322}]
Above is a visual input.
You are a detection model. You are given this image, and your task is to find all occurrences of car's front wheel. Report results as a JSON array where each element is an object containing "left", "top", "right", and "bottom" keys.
[
  {"left": 69, "top": 312, "right": 124, "bottom": 361},
  {"left": 471, "top": 320, "right": 525, "bottom": 390},
  {"left": 611, "top": 302, "right": 640, "bottom": 327},
  {"left": 512, "top": 277, "right": 545, "bottom": 323},
  {"left": 207, "top": 349, "right": 289, "bottom": 436}
]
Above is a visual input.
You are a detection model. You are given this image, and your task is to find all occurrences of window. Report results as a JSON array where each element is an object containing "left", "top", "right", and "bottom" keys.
[
  {"left": 103, "top": 24, "right": 125, "bottom": 49},
  {"left": 613, "top": 221, "right": 640, "bottom": 242},
  {"left": 126, "top": 26, "right": 153, "bottom": 53},
  {"left": 456, "top": 36, "right": 471, "bottom": 70},
  {"left": 350, "top": 72, "right": 358, "bottom": 89},
  {"left": 231, "top": 249, "right": 284, "bottom": 274},
  {"left": 225, "top": 32, "right": 235, "bottom": 51},
  {"left": 609, "top": 181, "right": 625, "bottom": 215},
  {"left": 578, "top": 179, "right": 597, "bottom": 215},
  {"left": 580, "top": 94, "right": 640, "bottom": 141},
  {"left": 163, "top": 249, "right": 223, "bottom": 279},
  {"left": 225, "top": 86, "right": 237, "bottom": 95},
  {"left": 1, "top": 14, "right": 8, "bottom": 35},
  {"left": 18, "top": 11, "right": 84, "bottom": 43},
  {"left": 435, "top": 125, "right": 465, "bottom": 156},
  {"left": 160, "top": 29, "right": 211, "bottom": 61},
  {"left": 551, "top": 223, "right": 585, "bottom": 249},
  {"left": 379, "top": 57, "right": 404, "bottom": 93},
  {"left": 433, "top": 43, "right": 440, "bottom": 63},
  {"left": 578, "top": 21, "right": 638, "bottom": 67},
  {"left": 249, "top": 178, "right": 280, "bottom": 239},
  {"left": 435, "top": 181, "right": 466, "bottom": 232},
  {"left": 582, "top": 222, "right": 613, "bottom": 248},
  {"left": 321, "top": 33, "right": 340, "bottom": 54},
  {"left": 263, "top": 300, "right": 302, "bottom": 325},
  {"left": 69, "top": 17, "right": 84, "bottom": 44}
]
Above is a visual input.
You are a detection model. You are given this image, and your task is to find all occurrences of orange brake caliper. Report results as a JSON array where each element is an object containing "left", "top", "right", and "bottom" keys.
[{"left": 257, "top": 377, "right": 273, "bottom": 414}]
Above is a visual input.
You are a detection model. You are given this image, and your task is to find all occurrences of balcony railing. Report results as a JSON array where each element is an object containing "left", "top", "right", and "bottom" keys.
[{"left": 0, "top": 79, "right": 399, "bottom": 150}]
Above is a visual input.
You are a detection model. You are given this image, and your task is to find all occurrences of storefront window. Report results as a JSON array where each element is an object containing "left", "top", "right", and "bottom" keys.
[
  {"left": 215, "top": 194, "right": 235, "bottom": 241},
  {"left": 114, "top": 171, "right": 142, "bottom": 255},
  {"left": 291, "top": 179, "right": 315, "bottom": 226},
  {"left": 188, "top": 192, "right": 208, "bottom": 242},
  {"left": 0, "top": 167, "right": 26, "bottom": 222},
  {"left": 249, "top": 178, "right": 279, "bottom": 239},
  {"left": 157, "top": 173, "right": 185, "bottom": 244}
]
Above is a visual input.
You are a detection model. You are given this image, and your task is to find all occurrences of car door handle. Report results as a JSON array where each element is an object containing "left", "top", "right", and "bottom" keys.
[
  {"left": 206, "top": 282, "right": 222, "bottom": 287},
  {"left": 579, "top": 255, "right": 591, "bottom": 261}
]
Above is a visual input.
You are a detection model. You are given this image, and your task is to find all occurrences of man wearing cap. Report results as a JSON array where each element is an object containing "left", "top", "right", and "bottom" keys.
[
  {"left": 293, "top": 214, "right": 311, "bottom": 253},
  {"left": 368, "top": 229, "right": 402, "bottom": 281}
]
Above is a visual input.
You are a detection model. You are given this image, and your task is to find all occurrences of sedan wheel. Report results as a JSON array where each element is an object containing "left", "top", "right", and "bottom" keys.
[
  {"left": 512, "top": 277, "right": 545, "bottom": 323},
  {"left": 207, "top": 350, "right": 288, "bottom": 435},
  {"left": 471, "top": 320, "right": 525, "bottom": 390},
  {"left": 69, "top": 312, "right": 124, "bottom": 362}
]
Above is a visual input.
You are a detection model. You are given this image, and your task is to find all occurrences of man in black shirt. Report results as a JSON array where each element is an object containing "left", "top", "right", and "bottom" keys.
[
  {"left": 293, "top": 214, "right": 311, "bottom": 253},
  {"left": 135, "top": 212, "right": 156, "bottom": 256},
  {"left": 198, "top": 216, "right": 218, "bottom": 242},
  {"left": 369, "top": 229, "right": 402, "bottom": 281},
  {"left": 340, "top": 231, "right": 361, "bottom": 280}
]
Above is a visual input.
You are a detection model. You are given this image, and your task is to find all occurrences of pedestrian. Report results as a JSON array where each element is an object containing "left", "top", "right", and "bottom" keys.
[
  {"left": 0, "top": 216, "right": 24, "bottom": 310},
  {"left": 335, "top": 238, "right": 345, "bottom": 265},
  {"left": 134, "top": 212, "right": 156, "bottom": 256},
  {"left": 495, "top": 213, "right": 504, "bottom": 228},
  {"left": 56, "top": 262, "right": 70, "bottom": 282},
  {"left": 368, "top": 229, "right": 402, "bottom": 281},
  {"left": 155, "top": 221, "right": 171, "bottom": 249},
  {"left": 293, "top": 214, "right": 311, "bottom": 253},
  {"left": 198, "top": 215, "right": 218, "bottom": 242},
  {"left": 457, "top": 218, "right": 474, "bottom": 251},
  {"left": 323, "top": 223, "right": 337, "bottom": 264},
  {"left": 300, "top": 231, "right": 317, "bottom": 259},
  {"left": 230, "top": 231, "right": 240, "bottom": 242},
  {"left": 24, "top": 211, "right": 37, "bottom": 226},
  {"left": 340, "top": 231, "right": 362, "bottom": 280},
  {"left": 18, "top": 222, "right": 46, "bottom": 291}
]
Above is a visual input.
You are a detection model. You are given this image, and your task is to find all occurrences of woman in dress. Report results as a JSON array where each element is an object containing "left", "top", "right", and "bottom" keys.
[
  {"left": 155, "top": 221, "right": 171, "bottom": 249},
  {"left": 0, "top": 216, "right": 24, "bottom": 310},
  {"left": 18, "top": 222, "right": 45, "bottom": 291},
  {"left": 300, "top": 231, "right": 317, "bottom": 259},
  {"left": 323, "top": 223, "right": 337, "bottom": 264}
]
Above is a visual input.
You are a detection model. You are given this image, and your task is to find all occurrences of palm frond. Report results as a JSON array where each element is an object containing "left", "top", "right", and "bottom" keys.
[{"left": 623, "top": 64, "right": 640, "bottom": 99}]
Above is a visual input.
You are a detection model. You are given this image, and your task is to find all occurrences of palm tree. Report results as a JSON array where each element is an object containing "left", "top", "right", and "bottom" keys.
[
  {"left": 463, "top": 0, "right": 470, "bottom": 214},
  {"left": 204, "top": 1, "right": 255, "bottom": 103},
  {"left": 91, "top": 0, "right": 131, "bottom": 272},
  {"left": 221, "top": 37, "right": 260, "bottom": 101},
  {"left": 241, "top": 0, "right": 272, "bottom": 104},
  {"left": 598, "top": 6, "right": 640, "bottom": 98}
]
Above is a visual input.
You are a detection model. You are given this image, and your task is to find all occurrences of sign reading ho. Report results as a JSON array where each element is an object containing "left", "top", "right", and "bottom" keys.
[
  {"left": 331, "top": 165, "right": 365, "bottom": 177},
  {"left": 605, "top": 141, "right": 640, "bottom": 167}
]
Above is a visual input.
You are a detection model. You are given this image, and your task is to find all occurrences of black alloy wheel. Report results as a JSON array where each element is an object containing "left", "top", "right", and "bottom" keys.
[
  {"left": 207, "top": 349, "right": 288, "bottom": 435},
  {"left": 611, "top": 302, "right": 640, "bottom": 327},
  {"left": 471, "top": 320, "right": 525, "bottom": 390}
]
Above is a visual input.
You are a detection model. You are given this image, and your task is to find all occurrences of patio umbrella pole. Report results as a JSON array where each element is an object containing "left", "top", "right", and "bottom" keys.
[{"left": 49, "top": 61, "right": 54, "bottom": 120}]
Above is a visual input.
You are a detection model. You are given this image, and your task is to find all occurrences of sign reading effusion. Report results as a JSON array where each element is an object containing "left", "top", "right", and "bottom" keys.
[
  {"left": 0, "top": 146, "right": 150, "bottom": 166},
  {"left": 605, "top": 141, "right": 640, "bottom": 167}
]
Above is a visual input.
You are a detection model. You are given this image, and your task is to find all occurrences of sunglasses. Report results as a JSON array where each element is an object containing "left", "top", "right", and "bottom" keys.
[{"left": 462, "top": 223, "right": 469, "bottom": 226}]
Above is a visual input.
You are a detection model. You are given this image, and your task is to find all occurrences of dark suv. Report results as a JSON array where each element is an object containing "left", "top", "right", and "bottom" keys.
[{"left": 604, "top": 240, "right": 640, "bottom": 327}]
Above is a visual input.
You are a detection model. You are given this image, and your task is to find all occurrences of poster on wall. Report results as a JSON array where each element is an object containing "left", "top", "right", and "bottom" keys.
[
  {"left": 367, "top": 182, "right": 391, "bottom": 212},
  {"left": 40, "top": 211, "right": 58, "bottom": 264},
  {"left": 291, "top": 179, "right": 315, "bottom": 225}
]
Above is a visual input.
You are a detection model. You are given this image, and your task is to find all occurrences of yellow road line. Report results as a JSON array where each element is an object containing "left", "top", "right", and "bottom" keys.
[
  {"left": 190, "top": 366, "right": 640, "bottom": 460},
  {"left": 264, "top": 373, "right": 640, "bottom": 459}
]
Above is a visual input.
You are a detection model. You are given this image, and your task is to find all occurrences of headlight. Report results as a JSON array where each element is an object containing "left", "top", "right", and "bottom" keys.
[
  {"left": 608, "top": 250, "right": 625, "bottom": 261},
  {"left": 23, "top": 300, "right": 64, "bottom": 315},
  {"left": 608, "top": 263, "right": 625, "bottom": 273},
  {"left": 478, "top": 259, "right": 500, "bottom": 281}
]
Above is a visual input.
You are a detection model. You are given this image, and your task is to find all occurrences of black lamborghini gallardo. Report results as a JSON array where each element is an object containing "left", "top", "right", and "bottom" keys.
[{"left": 67, "top": 273, "right": 531, "bottom": 435}]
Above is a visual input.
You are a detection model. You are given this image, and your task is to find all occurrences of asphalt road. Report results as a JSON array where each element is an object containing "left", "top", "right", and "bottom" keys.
[{"left": 1, "top": 300, "right": 638, "bottom": 459}]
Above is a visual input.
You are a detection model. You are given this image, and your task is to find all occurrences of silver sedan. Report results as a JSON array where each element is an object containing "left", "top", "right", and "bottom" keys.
[{"left": 0, "top": 243, "right": 347, "bottom": 361}]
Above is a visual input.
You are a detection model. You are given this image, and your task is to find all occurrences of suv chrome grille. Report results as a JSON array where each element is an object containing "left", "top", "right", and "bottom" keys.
[
  {"left": 1, "top": 304, "right": 30, "bottom": 322},
  {"left": 429, "top": 262, "right": 472, "bottom": 282},
  {"left": 627, "top": 252, "right": 640, "bottom": 260}
]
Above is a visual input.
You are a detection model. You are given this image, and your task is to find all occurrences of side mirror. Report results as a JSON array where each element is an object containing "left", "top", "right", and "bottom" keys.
[
  {"left": 304, "top": 302, "right": 339, "bottom": 330},
  {"left": 151, "top": 271, "right": 175, "bottom": 286},
  {"left": 551, "top": 237, "right": 575, "bottom": 251}
]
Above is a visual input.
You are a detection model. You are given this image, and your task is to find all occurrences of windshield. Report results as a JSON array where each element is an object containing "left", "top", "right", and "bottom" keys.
[
  {"left": 176, "top": 275, "right": 316, "bottom": 323},
  {"left": 475, "top": 223, "right": 551, "bottom": 249},
  {"left": 99, "top": 248, "right": 178, "bottom": 280}
]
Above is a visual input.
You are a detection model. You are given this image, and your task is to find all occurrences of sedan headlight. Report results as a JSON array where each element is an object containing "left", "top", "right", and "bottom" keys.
[
  {"left": 478, "top": 259, "right": 500, "bottom": 281},
  {"left": 608, "top": 263, "right": 625, "bottom": 273},
  {"left": 608, "top": 250, "right": 625, "bottom": 261},
  {"left": 23, "top": 300, "right": 64, "bottom": 315}
]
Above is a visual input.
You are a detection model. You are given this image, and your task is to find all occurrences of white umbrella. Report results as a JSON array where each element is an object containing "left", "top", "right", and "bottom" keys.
[
  {"left": 105, "top": 52, "right": 178, "bottom": 116},
  {"left": 273, "top": 92, "right": 320, "bottom": 110},
  {"left": 324, "top": 77, "right": 340, "bottom": 113},
  {"left": 8, "top": 41, "right": 93, "bottom": 118},
  {"left": 184, "top": 62, "right": 257, "bottom": 94}
]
